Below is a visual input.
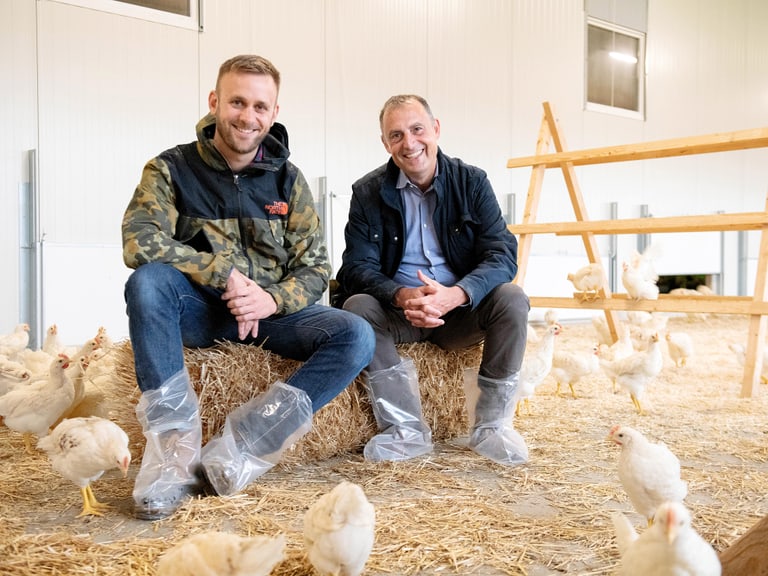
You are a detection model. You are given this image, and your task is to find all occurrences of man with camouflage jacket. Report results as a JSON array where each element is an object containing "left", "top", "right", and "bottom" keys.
[{"left": 122, "top": 54, "right": 374, "bottom": 520}]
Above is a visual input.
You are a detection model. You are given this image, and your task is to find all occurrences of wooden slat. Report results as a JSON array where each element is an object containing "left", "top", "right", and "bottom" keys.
[
  {"left": 741, "top": 194, "right": 768, "bottom": 397},
  {"left": 528, "top": 294, "right": 768, "bottom": 316},
  {"left": 508, "top": 212, "right": 768, "bottom": 236},
  {"left": 506, "top": 126, "right": 768, "bottom": 169},
  {"left": 513, "top": 107, "right": 552, "bottom": 287}
]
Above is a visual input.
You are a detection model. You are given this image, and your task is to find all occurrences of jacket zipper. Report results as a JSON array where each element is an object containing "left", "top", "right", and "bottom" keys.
[{"left": 233, "top": 173, "right": 254, "bottom": 278}]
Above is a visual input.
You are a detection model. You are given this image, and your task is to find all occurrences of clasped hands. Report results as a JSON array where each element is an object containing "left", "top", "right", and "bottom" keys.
[
  {"left": 394, "top": 270, "right": 468, "bottom": 328},
  {"left": 222, "top": 268, "right": 277, "bottom": 340}
]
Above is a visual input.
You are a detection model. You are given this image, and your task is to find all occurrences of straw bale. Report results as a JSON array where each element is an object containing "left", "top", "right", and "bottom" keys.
[{"left": 109, "top": 339, "right": 482, "bottom": 464}]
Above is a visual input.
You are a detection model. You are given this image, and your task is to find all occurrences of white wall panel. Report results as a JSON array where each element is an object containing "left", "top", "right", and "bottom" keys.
[
  {"left": 324, "top": 0, "right": 429, "bottom": 273},
  {"left": 35, "top": 1, "right": 199, "bottom": 343},
  {"left": 1, "top": 0, "right": 37, "bottom": 335},
  {"left": 426, "top": 0, "right": 515, "bottom": 221},
  {"left": 37, "top": 1, "right": 199, "bottom": 246}
]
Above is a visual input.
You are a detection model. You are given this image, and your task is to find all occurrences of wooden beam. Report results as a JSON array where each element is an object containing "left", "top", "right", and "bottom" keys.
[
  {"left": 508, "top": 212, "right": 768, "bottom": 236},
  {"left": 506, "top": 126, "right": 768, "bottom": 169},
  {"left": 527, "top": 294, "right": 768, "bottom": 316},
  {"left": 719, "top": 514, "right": 768, "bottom": 576}
]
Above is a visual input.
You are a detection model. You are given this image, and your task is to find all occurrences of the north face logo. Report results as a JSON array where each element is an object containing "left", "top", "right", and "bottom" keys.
[{"left": 265, "top": 201, "right": 288, "bottom": 215}]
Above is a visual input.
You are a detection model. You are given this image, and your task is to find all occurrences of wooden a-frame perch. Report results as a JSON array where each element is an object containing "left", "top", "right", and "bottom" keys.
[{"left": 507, "top": 101, "right": 768, "bottom": 398}]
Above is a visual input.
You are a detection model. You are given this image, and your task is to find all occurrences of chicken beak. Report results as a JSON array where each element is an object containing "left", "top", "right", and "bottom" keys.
[
  {"left": 120, "top": 456, "right": 131, "bottom": 477},
  {"left": 665, "top": 508, "right": 678, "bottom": 544}
]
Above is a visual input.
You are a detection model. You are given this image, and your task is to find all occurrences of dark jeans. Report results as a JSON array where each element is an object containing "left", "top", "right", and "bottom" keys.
[
  {"left": 343, "top": 282, "right": 529, "bottom": 379},
  {"left": 124, "top": 262, "right": 375, "bottom": 413}
]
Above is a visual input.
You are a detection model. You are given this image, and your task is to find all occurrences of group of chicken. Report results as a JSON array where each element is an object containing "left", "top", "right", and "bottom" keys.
[
  {"left": 607, "top": 424, "right": 721, "bottom": 575},
  {"left": 567, "top": 243, "right": 664, "bottom": 302},
  {"left": 519, "top": 308, "right": 697, "bottom": 416},
  {"left": 0, "top": 322, "right": 132, "bottom": 518},
  {"left": 1, "top": 322, "right": 377, "bottom": 576},
  {"left": 156, "top": 480, "right": 376, "bottom": 576}
]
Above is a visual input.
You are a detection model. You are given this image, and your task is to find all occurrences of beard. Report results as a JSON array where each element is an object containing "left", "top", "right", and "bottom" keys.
[{"left": 216, "top": 120, "right": 268, "bottom": 157}]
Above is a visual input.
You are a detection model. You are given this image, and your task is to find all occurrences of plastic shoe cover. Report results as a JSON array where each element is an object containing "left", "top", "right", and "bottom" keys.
[
  {"left": 363, "top": 357, "right": 432, "bottom": 462},
  {"left": 133, "top": 429, "right": 203, "bottom": 520},
  {"left": 133, "top": 369, "right": 203, "bottom": 520},
  {"left": 465, "top": 371, "right": 529, "bottom": 466},
  {"left": 201, "top": 381, "right": 312, "bottom": 496},
  {"left": 364, "top": 425, "right": 433, "bottom": 462},
  {"left": 469, "top": 425, "right": 529, "bottom": 466}
]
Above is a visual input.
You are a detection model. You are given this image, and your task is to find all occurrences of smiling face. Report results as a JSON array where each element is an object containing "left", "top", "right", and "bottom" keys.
[
  {"left": 380, "top": 98, "right": 440, "bottom": 191},
  {"left": 208, "top": 71, "right": 279, "bottom": 172}
]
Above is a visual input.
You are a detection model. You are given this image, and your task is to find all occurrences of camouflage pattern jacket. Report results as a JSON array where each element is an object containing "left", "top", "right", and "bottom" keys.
[{"left": 122, "top": 114, "right": 331, "bottom": 315}]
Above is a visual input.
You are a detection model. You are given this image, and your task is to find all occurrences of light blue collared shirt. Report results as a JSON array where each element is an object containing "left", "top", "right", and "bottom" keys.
[{"left": 392, "top": 170, "right": 459, "bottom": 288}]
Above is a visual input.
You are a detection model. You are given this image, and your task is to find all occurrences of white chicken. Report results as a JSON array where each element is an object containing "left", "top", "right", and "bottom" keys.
[
  {"left": 612, "top": 501, "right": 721, "bottom": 576},
  {"left": 550, "top": 343, "right": 600, "bottom": 399},
  {"left": 598, "top": 323, "right": 635, "bottom": 393},
  {"left": 37, "top": 416, "right": 131, "bottom": 517},
  {"left": 14, "top": 347, "right": 55, "bottom": 377},
  {"left": 629, "top": 243, "right": 663, "bottom": 283},
  {"left": 303, "top": 481, "right": 376, "bottom": 576},
  {"left": 622, "top": 261, "right": 659, "bottom": 301},
  {"left": 0, "top": 323, "right": 30, "bottom": 357},
  {"left": 592, "top": 315, "right": 614, "bottom": 347},
  {"left": 544, "top": 308, "right": 559, "bottom": 326},
  {"left": 567, "top": 262, "right": 605, "bottom": 301},
  {"left": 42, "top": 324, "right": 64, "bottom": 356},
  {"left": 0, "top": 354, "right": 74, "bottom": 453},
  {"left": 608, "top": 425, "right": 688, "bottom": 526},
  {"left": 514, "top": 323, "right": 562, "bottom": 416},
  {"left": 665, "top": 331, "right": 694, "bottom": 367},
  {"left": 728, "top": 342, "right": 768, "bottom": 384},
  {"left": 600, "top": 332, "right": 663, "bottom": 415},
  {"left": 63, "top": 338, "right": 101, "bottom": 417},
  {"left": 0, "top": 360, "right": 32, "bottom": 396},
  {"left": 157, "top": 531, "right": 286, "bottom": 576}
]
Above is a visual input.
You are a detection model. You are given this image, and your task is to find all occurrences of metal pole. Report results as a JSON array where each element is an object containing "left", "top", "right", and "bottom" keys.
[
  {"left": 506, "top": 193, "right": 516, "bottom": 225},
  {"left": 637, "top": 203, "right": 650, "bottom": 254},
  {"left": 609, "top": 201, "right": 618, "bottom": 292},
  {"left": 737, "top": 230, "right": 748, "bottom": 296}
]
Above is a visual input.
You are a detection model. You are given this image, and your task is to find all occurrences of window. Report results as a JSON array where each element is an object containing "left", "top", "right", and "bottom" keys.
[
  {"left": 48, "top": 0, "right": 200, "bottom": 30},
  {"left": 117, "top": 0, "right": 189, "bottom": 17},
  {"left": 586, "top": 18, "right": 645, "bottom": 118}
]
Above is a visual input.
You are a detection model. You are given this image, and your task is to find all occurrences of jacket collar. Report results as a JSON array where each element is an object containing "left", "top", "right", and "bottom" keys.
[
  {"left": 194, "top": 113, "right": 290, "bottom": 173},
  {"left": 381, "top": 148, "right": 445, "bottom": 207}
]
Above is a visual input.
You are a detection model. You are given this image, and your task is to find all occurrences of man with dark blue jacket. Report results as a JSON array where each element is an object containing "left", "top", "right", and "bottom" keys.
[{"left": 335, "top": 94, "right": 530, "bottom": 466}]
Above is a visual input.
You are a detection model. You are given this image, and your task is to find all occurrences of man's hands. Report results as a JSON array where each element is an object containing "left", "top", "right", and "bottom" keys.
[
  {"left": 394, "top": 270, "right": 468, "bottom": 328},
  {"left": 222, "top": 268, "right": 277, "bottom": 340}
]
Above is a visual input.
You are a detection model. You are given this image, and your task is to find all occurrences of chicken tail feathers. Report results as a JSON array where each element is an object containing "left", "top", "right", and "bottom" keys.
[{"left": 611, "top": 511, "right": 638, "bottom": 556}]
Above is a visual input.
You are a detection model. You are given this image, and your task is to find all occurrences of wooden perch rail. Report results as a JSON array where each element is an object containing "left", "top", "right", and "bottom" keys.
[
  {"left": 506, "top": 126, "right": 768, "bottom": 169},
  {"left": 507, "top": 101, "right": 768, "bottom": 398},
  {"left": 510, "top": 212, "right": 768, "bottom": 235}
]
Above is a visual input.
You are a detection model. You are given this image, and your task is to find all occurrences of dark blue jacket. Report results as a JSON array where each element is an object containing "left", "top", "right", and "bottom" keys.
[{"left": 335, "top": 149, "right": 519, "bottom": 309}]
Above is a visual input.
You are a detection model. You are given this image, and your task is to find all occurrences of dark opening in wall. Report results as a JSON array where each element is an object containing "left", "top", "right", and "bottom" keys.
[{"left": 657, "top": 274, "right": 711, "bottom": 294}]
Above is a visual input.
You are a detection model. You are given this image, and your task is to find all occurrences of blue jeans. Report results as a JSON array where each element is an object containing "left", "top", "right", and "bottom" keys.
[{"left": 124, "top": 263, "right": 375, "bottom": 413}]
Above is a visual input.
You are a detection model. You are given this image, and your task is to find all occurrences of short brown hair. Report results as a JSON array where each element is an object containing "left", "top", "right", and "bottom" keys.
[
  {"left": 216, "top": 55, "right": 281, "bottom": 93},
  {"left": 379, "top": 94, "right": 434, "bottom": 127}
]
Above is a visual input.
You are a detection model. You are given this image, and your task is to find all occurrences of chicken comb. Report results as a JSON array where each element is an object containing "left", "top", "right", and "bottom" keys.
[{"left": 608, "top": 424, "right": 621, "bottom": 435}]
